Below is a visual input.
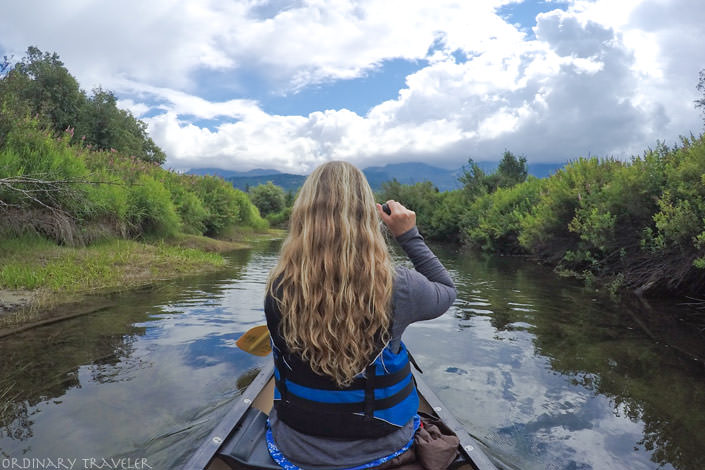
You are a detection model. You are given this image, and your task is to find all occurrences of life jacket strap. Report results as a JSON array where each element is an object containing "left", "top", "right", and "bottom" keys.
[
  {"left": 280, "top": 361, "right": 411, "bottom": 390},
  {"left": 273, "top": 352, "right": 289, "bottom": 402},
  {"left": 364, "top": 364, "right": 375, "bottom": 419},
  {"left": 276, "top": 378, "right": 414, "bottom": 414}
]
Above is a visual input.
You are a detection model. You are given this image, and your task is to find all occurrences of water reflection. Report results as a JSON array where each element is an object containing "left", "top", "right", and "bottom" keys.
[
  {"left": 1, "top": 239, "right": 704, "bottom": 470},
  {"left": 0, "top": 241, "right": 278, "bottom": 467},
  {"left": 405, "top": 245, "right": 705, "bottom": 470}
]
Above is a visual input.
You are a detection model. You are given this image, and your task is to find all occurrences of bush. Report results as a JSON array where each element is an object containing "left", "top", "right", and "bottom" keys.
[
  {"left": 428, "top": 190, "right": 468, "bottom": 241},
  {"left": 377, "top": 180, "right": 440, "bottom": 237},
  {"left": 0, "top": 122, "right": 90, "bottom": 213},
  {"left": 463, "top": 177, "right": 545, "bottom": 253},
  {"left": 248, "top": 181, "right": 285, "bottom": 216},
  {"left": 162, "top": 173, "right": 208, "bottom": 234},
  {"left": 127, "top": 174, "right": 180, "bottom": 237},
  {"left": 645, "top": 135, "right": 705, "bottom": 277},
  {"left": 519, "top": 157, "right": 623, "bottom": 261}
]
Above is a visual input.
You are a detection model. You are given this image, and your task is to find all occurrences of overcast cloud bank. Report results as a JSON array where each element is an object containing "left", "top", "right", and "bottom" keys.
[{"left": 1, "top": 0, "right": 704, "bottom": 173}]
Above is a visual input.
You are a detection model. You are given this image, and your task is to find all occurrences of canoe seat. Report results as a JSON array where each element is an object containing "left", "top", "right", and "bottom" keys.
[{"left": 217, "top": 406, "right": 279, "bottom": 470}]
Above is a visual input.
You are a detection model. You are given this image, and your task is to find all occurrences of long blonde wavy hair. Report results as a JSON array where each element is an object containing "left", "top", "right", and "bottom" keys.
[{"left": 267, "top": 161, "right": 395, "bottom": 387}]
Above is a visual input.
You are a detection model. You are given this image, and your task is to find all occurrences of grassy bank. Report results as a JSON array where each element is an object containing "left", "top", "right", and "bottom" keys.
[
  {"left": 0, "top": 49, "right": 284, "bottom": 333},
  {"left": 0, "top": 232, "right": 275, "bottom": 331}
]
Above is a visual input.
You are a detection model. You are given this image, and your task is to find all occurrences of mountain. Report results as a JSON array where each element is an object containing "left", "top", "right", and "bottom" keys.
[
  {"left": 186, "top": 168, "right": 282, "bottom": 178},
  {"left": 188, "top": 161, "right": 566, "bottom": 193},
  {"left": 363, "top": 162, "right": 461, "bottom": 191},
  {"left": 470, "top": 161, "right": 564, "bottom": 179},
  {"left": 226, "top": 173, "right": 306, "bottom": 192}
]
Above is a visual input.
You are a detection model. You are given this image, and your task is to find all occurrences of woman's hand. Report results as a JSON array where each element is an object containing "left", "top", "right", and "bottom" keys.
[{"left": 376, "top": 200, "right": 416, "bottom": 238}]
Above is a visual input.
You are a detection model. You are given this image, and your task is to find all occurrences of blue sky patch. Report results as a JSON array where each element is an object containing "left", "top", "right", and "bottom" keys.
[
  {"left": 497, "top": 0, "right": 569, "bottom": 39},
  {"left": 259, "top": 58, "right": 428, "bottom": 116}
]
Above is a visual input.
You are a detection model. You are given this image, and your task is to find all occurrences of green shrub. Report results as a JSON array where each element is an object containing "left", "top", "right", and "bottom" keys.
[
  {"left": 428, "top": 190, "right": 468, "bottom": 241},
  {"left": 519, "top": 157, "right": 623, "bottom": 259},
  {"left": 248, "top": 181, "right": 285, "bottom": 216},
  {"left": 162, "top": 173, "right": 208, "bottom": 235},
  {"left": 377, "top": 180, "right": 440, "bottom": 236},
  {"left": 80, "top": 167, "right": 129, "bottom": 222},
  {"left": 266, "top": 207, "right": 292, "bottom": 228},
  {"left": 645, "top": 135, "right": 705, "bottom": 269},
  {"left": 127, "top": 174, "right": 180, "bottom": 237},
  {"left": 0, "top": 122, "right": 89, "bottom": 212},
  {"left": 192, "top": 175, "right": 268, "bottom": 235},
  {"left": 463, "top": 176, "right": 545, "bottom": 253}
]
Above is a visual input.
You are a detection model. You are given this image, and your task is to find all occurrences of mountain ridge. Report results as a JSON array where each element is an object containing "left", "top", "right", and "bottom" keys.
[{"left": 187, "top": 161, "right": 565, "bottom": 192}]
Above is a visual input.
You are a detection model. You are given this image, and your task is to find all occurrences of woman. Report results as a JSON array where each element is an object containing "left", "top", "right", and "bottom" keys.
[{"left": 264, "top": 161, "right": 457, "bottom": 469}]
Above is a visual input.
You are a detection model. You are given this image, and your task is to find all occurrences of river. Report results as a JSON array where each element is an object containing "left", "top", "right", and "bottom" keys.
[{"left": 1, "top": 239, "right": 704, "bottom": 470}]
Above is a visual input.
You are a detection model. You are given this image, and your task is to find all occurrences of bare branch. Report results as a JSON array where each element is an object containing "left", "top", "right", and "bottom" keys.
[{"left": 0, "top": 174, "right": 132, "bottom": 219}]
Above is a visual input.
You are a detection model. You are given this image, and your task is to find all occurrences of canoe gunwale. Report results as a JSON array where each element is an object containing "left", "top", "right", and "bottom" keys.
[
  {"left": 187, "top": 361, "right": 497, "bottom": 470},
  {"left": 411, "top": 368, "right": 497, "bottom": 470},
  {"left": 185, "top": 361, "right": 275, "bottom": 470}
]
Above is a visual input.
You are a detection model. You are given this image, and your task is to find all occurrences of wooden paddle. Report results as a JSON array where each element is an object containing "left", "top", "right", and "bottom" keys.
[{"left": 236, "top": 325, "right": 273, "bottom": 356}]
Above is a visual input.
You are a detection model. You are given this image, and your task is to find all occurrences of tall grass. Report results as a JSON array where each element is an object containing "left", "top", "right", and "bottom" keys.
[{"left": 0, "top": 119, "right": 268, "bottom": 245}]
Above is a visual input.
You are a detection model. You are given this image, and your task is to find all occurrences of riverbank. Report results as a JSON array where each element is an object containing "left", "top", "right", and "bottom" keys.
[{"left": 0, "top": 229, "right": 284, "bottom": 334}]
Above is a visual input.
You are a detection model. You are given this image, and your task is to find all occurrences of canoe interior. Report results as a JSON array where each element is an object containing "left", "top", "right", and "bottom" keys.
[{"left": 199, "top": 363, "right": 494, "bottom": 470}]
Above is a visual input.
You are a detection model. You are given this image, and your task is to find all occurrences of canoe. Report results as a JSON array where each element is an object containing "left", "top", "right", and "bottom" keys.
[{"left": 186, "top": 360, "right": 497, "bottom": 470}]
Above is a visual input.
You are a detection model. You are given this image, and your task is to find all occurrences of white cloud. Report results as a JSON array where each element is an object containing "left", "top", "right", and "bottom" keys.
[{"left": 1, "top": 0, "right": 703, "bottom": 173}]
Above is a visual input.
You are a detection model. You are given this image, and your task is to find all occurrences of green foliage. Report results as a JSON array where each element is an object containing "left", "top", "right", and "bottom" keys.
[
  {"left": 463, "top": 177, "right": 545, "bottom": 253},
  {"left": 697, "top": 68, "right": 705, "bottom": 122},
  {"left": 81, "top": 167, "right": 129, "bottom": 221},
  {"left": 645, "top": 135, "right": 705, "bottom": 269},
  {"left": 248, "top": 181, "right": 286, "bottom": 216},
  {"left": 459, "top": 159, "right": 490, "bottom": 198},
  {"left": 266, "top": 206, "right": 292, "bottom": 227},
  {"left": 1, "top": 120, "right": 267, "bottom": 243},
  {"left": 75, "top": 88, "right": 165, "bottom": 163},
  {"left": 459, "top": 151, "right": 528, "bottom": 198},
  {"left": 161, "top": 173, "right": 207, "bottom": 234},
  {"left": 193, "top": 176, "right": 267, "bottom": 235},
  {"left": 193, "top": 175, "right": 239, "bottom": 236},
  {"left": 380, "top": 132, "right": 704, "bottom": 295},
  {"left": 127, "top": 174, "right": 180, "bottom": 237},
  {"left": 233, "top": 188, "right": 269, "bottom": 231},
  {"left": 517, "top": 136, "right": 704, "bottom": 293},
  {"left": 428, "top": 190, "right": 468, "bottom": 241},
  {"left": 519, "top": 157, "right": 624, "bottom": 259},
  {"left": 1, "top": 47, "right": 85, "bottom": 137},
  {"left": 0, "top": 121, "right": 90, "bottom": 212},
  {"left": 0, "top": 47, "right": 165, "bottom": 163},
  {"left": 496, "top": 150, "right": 528, "bottom": 188},
  {"left": 377, "top": 179, "right": 440, "bottom": 236}
]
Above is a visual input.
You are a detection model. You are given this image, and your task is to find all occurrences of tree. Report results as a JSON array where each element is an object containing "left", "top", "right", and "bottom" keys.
[
  {"left": 377, "top": 179, "right": 440, "bottom": 235},
  {"left": 1, "top": 46, "right": 86, "bottom": 135},
  {"left": 459, "top": 152, "right": 527, "bottom": 198},
  {"left": 0, "top": 55, "right": 11, "bottom": 78},
  {"left": 697, "top": 68, "right": 705, "bottom": 122},
  {"left": 459, "top": 158, "right": 489, "bottom": 198},
  {"left": 76, "top": 87, "right": 166, "bottom": 164},
  {"left": 248, "top": 181, "right": 286, "bottom": 216},
  {"left": 0, "top": 47, "right": 166, "bottom": 164},
  {"left": 496, "top": 150, "right": 528, "bottom": 188}
]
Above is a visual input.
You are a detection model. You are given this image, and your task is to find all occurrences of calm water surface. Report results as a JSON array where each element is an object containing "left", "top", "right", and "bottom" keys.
[{"left": 1, "top": 239, "right": 704, "bottom": 470}]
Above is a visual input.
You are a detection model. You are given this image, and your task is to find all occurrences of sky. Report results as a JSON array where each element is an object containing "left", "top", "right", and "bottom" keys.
[{"left": 1, "top": 0, "right": 704, "bottom": 173}]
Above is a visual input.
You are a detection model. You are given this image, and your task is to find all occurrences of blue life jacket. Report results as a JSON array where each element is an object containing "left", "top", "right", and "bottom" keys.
[{"left": 265, "top": 292, "right": 419, "bottom": 439}]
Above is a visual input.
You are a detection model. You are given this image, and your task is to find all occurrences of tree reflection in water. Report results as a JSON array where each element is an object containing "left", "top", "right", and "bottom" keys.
[{"left": 442, "top": 246, "right": 705, "bottom": 470}]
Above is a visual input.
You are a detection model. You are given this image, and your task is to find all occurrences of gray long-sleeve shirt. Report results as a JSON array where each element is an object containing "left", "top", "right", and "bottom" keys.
[{"left": 268, "top": 226, "right": 456, "bottom": 469}]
